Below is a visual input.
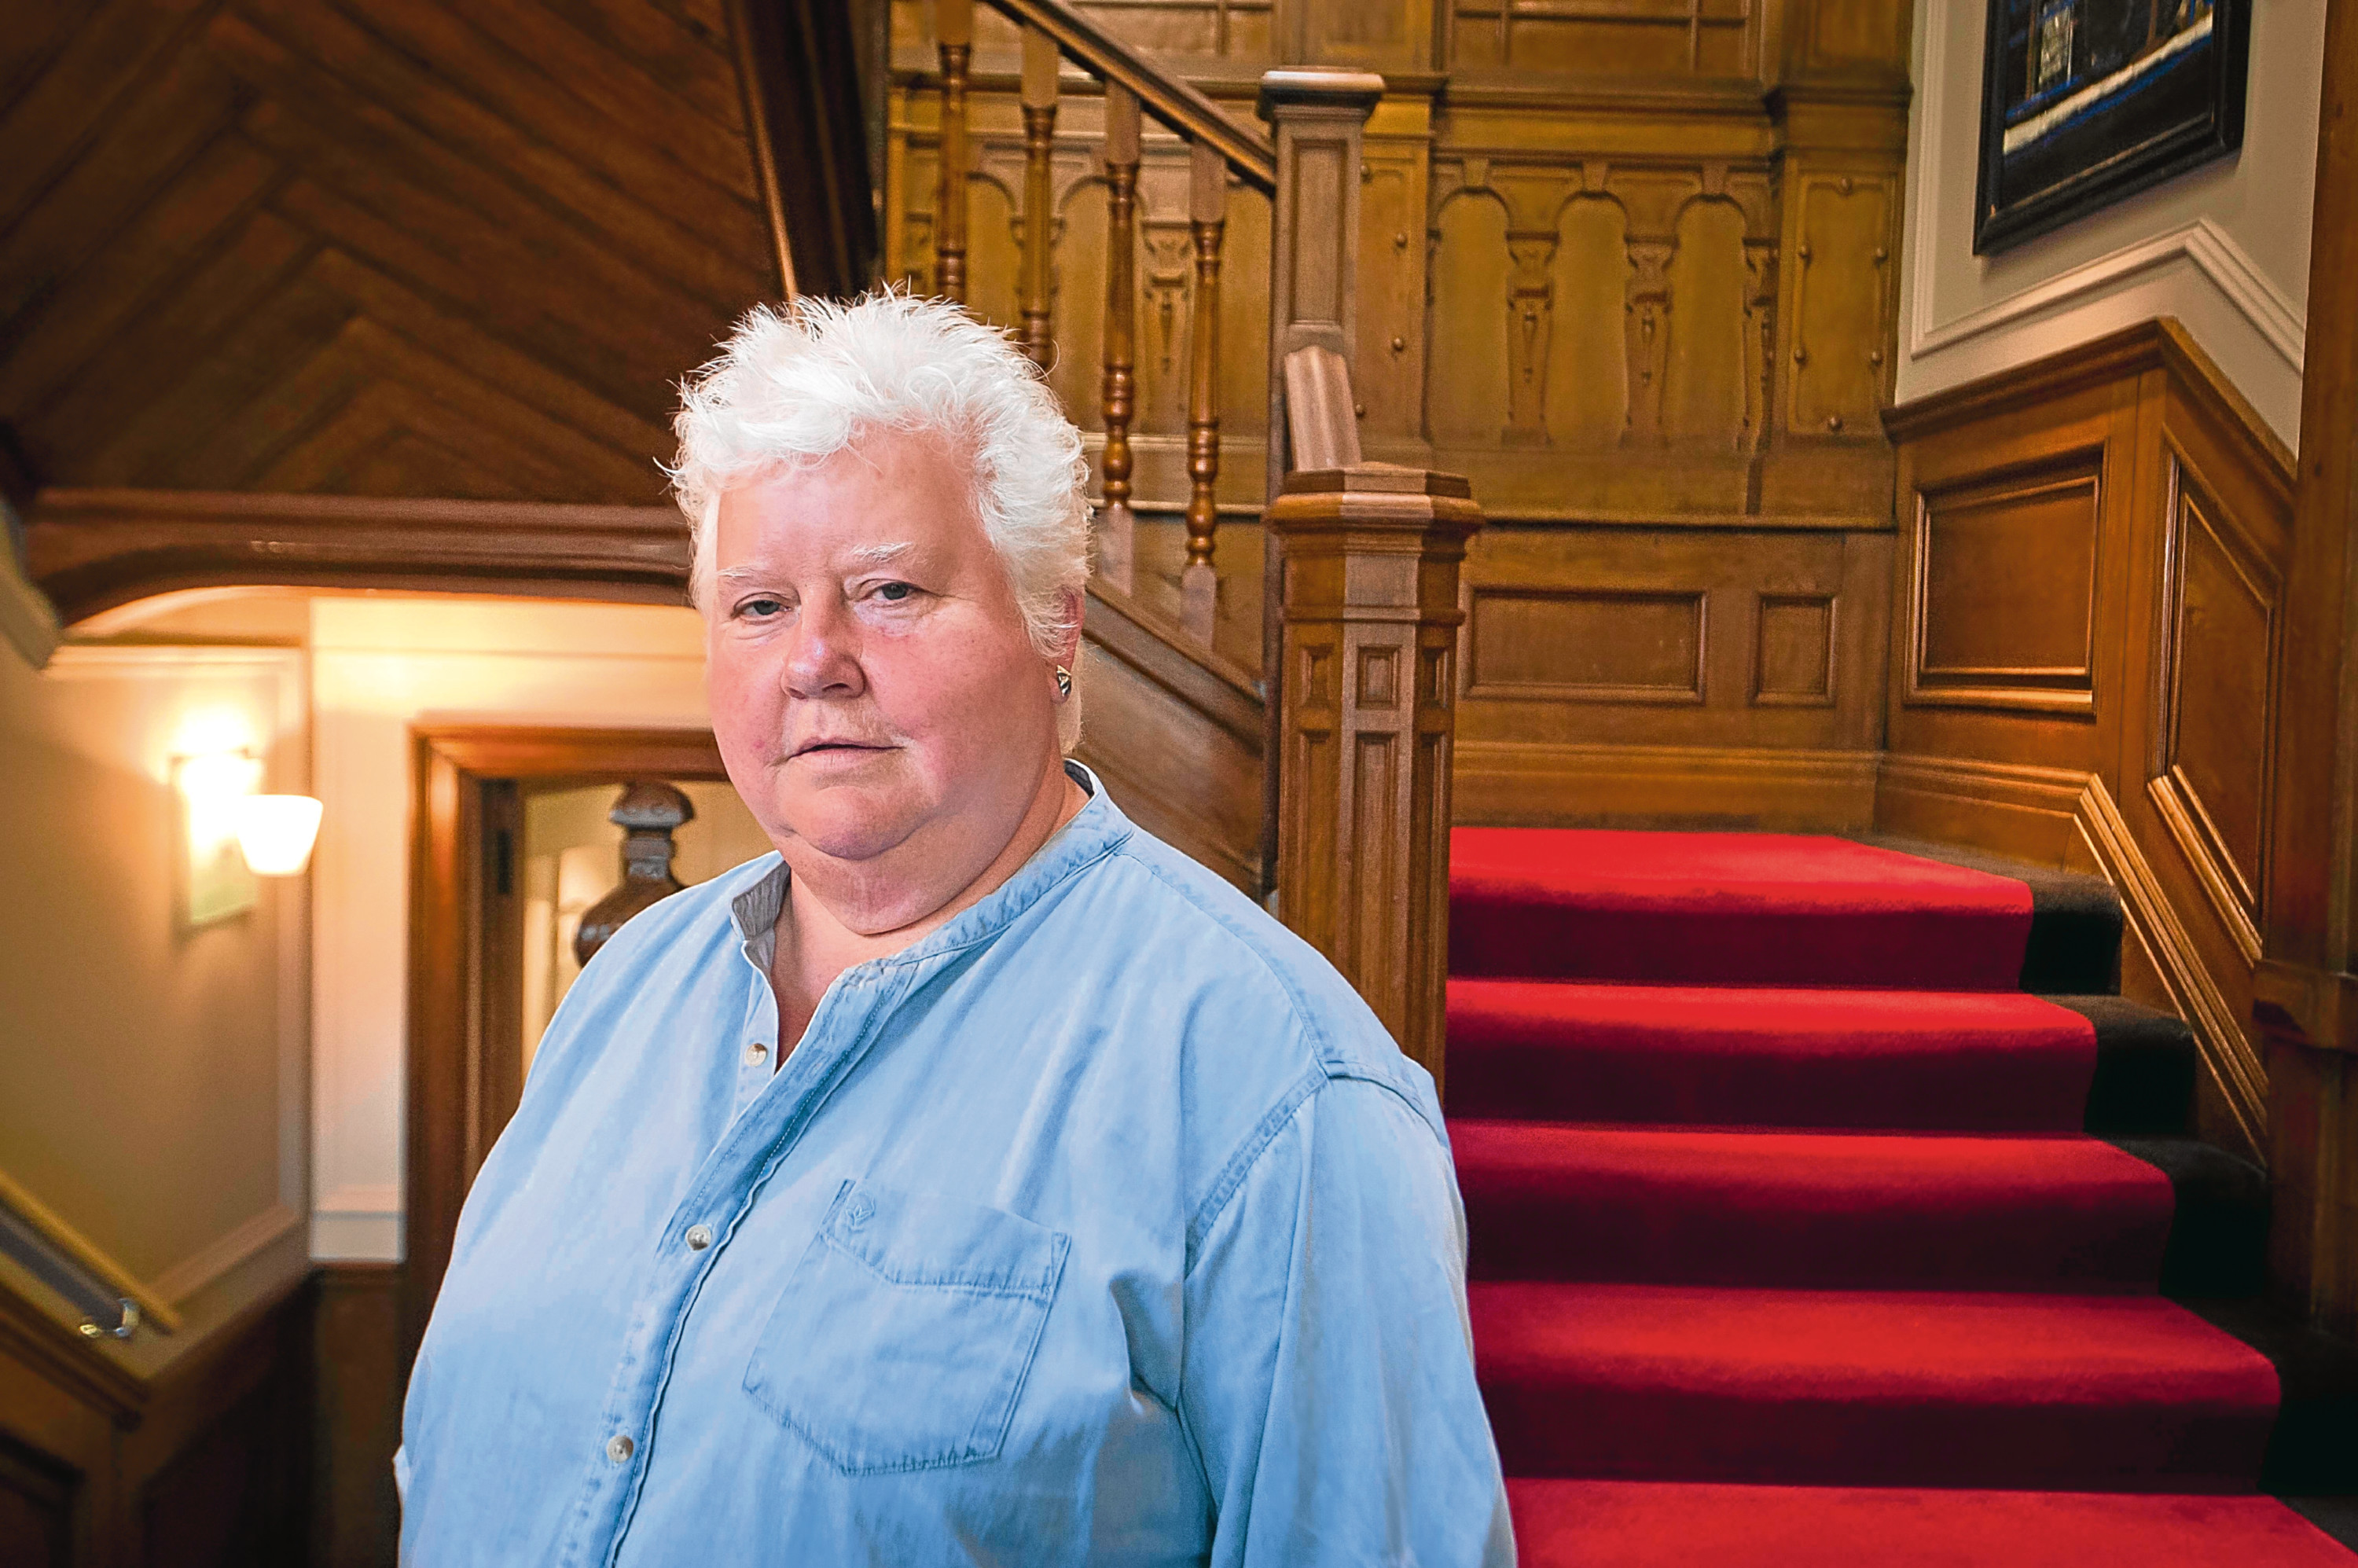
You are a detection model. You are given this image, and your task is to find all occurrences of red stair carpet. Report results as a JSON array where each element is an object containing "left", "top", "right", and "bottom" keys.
[{"left": 1448, "top": 828, "right": 2356, "bottom": 1565}]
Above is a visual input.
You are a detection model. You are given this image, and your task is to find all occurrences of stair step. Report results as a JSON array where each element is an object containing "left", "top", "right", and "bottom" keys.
[
  {"left": 1506, "top": 1481, "right": 2358, "bottom": 1567},
  {"left": 1471, "top": 1281, "right": 2279, "bottom": 1489},
  {"left": 2059, "top": 995, "right": 2200, "bottom": 1135},
  {"left": 1453, "top": 1123, "right": 2176, "bottom": 1291},
  {"left": 2181, "top": 1297, "right": 2358, "bottom": 1494},
  {"left": 1863, "top": 835, "right": 2126, "bottom": 993},
  {"left": 1451, "top": 829, "right": 2034, "bottom": 990},
  {"left": 2110, "top": 1137, "right": 2268, "bottom": 1297},
  {"left": 1447, "top": 981, "right": 2101, "bottom": 1131}
]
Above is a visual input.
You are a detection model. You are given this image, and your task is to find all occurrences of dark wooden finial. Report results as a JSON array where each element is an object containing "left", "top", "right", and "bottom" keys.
[{"left": 574, "top": 782, "right": 696, "bottom": 966}]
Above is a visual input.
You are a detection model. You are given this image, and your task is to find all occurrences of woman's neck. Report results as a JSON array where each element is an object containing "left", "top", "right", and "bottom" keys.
[{"left": 766, "top": 762, "right": 1086, "bottom": 1059}]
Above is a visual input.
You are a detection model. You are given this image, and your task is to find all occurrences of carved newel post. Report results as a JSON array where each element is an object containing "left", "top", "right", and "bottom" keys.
[
  {"left": 575, "top": 781, "right": 695, "bottom": 965},
  {"left": 1270, "top": 465, "right": 1482, "bottom": 1087}
]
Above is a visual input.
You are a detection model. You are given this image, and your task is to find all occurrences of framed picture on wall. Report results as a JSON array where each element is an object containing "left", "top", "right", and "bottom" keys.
[{"left": 1974, "top": 0, "right": 2251, "bottom": 253}]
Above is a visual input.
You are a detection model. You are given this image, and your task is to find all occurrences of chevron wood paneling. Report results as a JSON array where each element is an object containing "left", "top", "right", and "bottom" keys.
[{"left": 0, "top": 0, "right": 782, "bottom": 506}]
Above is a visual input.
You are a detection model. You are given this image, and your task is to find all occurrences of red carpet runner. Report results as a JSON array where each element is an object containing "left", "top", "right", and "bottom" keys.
[{"left": 1448, "top": 828, "right": 2354, "bottom": 1564}]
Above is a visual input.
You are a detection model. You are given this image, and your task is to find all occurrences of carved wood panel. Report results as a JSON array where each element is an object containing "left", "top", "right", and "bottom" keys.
[
  {"left": 2150, "top": 454, "right": 2281, "bottom": 962},
  {"left": 1800, "top": 0, "right": 1912, "bottom": 71},
  {"left": 1451, "top": 0, "right": 1761, "bottom": 77},
  {"left": 1906, "top": 460, "right": 2102, "bottom": 715},
  {"left": 1755, "top": 593, "right": 1837, "bottom": 707},
  {"left": 1424, "top": 157, "right": 1779, "bottom": 457},
  {"left": 1786, "top": 171, "right": 1895, "bottom": 439},
  {"left": 0, "top": 1433, "right": 75, "bottom": 1568},
  {"left": 1456, "top": 522, "right": 1885, "bottom": 751},
  {"left": 1467, "top": 587, "right": 1706, "bottom": 703}
]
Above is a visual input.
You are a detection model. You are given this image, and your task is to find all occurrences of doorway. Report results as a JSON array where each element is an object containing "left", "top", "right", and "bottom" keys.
[{"left": 402, "top": 726, "right": 766, "bottom": 1348}]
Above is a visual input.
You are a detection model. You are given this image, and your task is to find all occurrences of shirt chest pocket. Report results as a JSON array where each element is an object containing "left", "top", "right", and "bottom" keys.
[{"left": 744, "top": 1179, "right": 1071, "bottom": 1474}]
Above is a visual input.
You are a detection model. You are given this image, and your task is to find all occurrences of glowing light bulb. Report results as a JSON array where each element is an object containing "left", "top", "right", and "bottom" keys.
[{"left": 233, "top": 795, "right": 323, "bottom": 876}]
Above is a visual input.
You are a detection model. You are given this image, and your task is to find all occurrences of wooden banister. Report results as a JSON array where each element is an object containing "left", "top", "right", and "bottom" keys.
[
  {"left": 1096, "top": 84, "right": 1142, "bottom": 593},
  {"left": 975, "top": 0, "right": 1274, "bottom": 189},
  {"left": 1180, "top": 139, "right": 1227, "bottom": 646},
  {"left": 932, "top": 0, "right": 973, "bottom": 303},
  {"left": 0, "top": 1167, "right": 181, "bottom": 1336},
  {"left": 1016, "top": 24, "right": 1059, "bottom": 366},
  {"left": 927, "top": 0, "right": 1288, "bottom": 652},
  {"left": 1267, "top": 347, "right": 1483, "bottom": 1085}
]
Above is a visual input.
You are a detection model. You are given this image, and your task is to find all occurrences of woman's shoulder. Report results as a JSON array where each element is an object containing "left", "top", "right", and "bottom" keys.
[{"left": 1069, "top": 827, "right": 1436, "bottom": 1109}]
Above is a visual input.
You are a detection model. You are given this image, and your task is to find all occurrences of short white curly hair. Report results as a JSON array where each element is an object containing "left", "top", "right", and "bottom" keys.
[{"left": 669, "top": 290, "right": 1093, "bottom": 744}]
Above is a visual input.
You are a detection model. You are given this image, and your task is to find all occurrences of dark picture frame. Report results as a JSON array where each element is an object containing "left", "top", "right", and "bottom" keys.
[{"left": 1974, "top": 0, "right": 2250, "bottom": 254}]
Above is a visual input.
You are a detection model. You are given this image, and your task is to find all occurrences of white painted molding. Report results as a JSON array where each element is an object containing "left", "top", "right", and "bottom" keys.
[
  {"left": 1905, "top": 0, "right": 2305, "bottom": 376},
  {"left": 316, "top": 1182, "right": 402, "bottom": 1215},
  {"left": 151, "top": 1202, "right": 304, "bottom": 1305},
  {"left": 1912, "top": 217, "right": 2305, "bottom": 373},
  {"left": 312, "top": 1184, "right": 402, "bottom": 1261}
]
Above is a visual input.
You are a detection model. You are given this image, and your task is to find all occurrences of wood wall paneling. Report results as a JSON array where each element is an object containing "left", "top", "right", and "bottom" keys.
[
  {"left": 2148, "top": 454, "right": 2279, "bottom": 964},
  {"left": 1071, "top": 582, "right": 1266, "bottom": 890},
  {"left": 1450, "top": 0, "right": 1764, "bottom": 79},
  {"left": 1465, "top": 587, "right": 1706, "bottom": 704},
  {"left": 0, "top": 1270, "right": 312, "bottom": 1568},
  {"left": 1754, "top": 592, "right": 1835, "bottom": 705},
  {"left": 1453, "top": 520, "right": 1889, "bottom": 828},
  {"left": 879, "top": 0, "right": 1912, "bottom": 728},
  {"left": 0, "top": 1430, "right": 76, "bottom": 1568},
  {"left": 310, "top": 1263, "right": 402, "bottom": 1568},
  {"left": 1905, "top": 458, "right": 2101, "bottom": 716},
  {"left": 1883, "top": 371, "right": 2134, "bottom": 783},
  {"left": 1882, "top": 319, "right": 2294, "bottom": 1165}
]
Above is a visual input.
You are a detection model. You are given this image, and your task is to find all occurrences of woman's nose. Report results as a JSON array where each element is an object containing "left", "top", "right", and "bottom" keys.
[{"left": 783, "top": 599, "right": 865, "bottom": 700}]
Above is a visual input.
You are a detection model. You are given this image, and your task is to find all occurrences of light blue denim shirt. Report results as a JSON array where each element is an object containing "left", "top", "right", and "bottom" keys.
[{"left": 399, "top": 766, "right": 1513, "bottom": 1566}]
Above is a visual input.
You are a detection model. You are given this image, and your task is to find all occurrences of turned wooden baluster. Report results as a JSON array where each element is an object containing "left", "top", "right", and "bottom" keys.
[
  {"left": 1017, "top": 27, "right": 1059, "bottom": 365},
  {"left": 1179, "top": 138, "right": 1225, "bottom": 647},
  {"left": 933, "top": 0, "right": 972, "bottom": 303},
  {"left": 1096, "top": 84, "right": 1142, "bottom": 593}
]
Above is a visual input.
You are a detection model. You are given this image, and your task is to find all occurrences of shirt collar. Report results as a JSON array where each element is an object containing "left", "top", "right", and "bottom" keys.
[{"left": 728, "top": 760, "right": 1126, "bottom": 973}]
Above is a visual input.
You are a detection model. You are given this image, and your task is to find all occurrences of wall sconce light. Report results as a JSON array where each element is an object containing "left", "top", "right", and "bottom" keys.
[
  {"left": 233, "top": 795, "right": 323, "bottom": 876},
  {"left": 174, "top": 751, "right": 321, "bottom": 925},
  {"left": 175, "top": 751, "right": 263, "bottom": 927}
]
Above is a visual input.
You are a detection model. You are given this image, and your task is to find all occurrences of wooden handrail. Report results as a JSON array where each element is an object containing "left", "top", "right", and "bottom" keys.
[
  {"left": 975, "top": 0, "right": 1275, "bottom": 189},
  {"left": 0, "top": 1166, "right": 182, "bottom": 1335}
]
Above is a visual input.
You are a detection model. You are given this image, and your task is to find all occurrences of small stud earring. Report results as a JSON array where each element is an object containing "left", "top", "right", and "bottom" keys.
[{"left": 1054, "top": 665, "right": 1073, "bottom": 700}]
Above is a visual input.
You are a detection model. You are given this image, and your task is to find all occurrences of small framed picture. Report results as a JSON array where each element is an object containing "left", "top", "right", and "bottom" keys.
[{"left": 1974, "top": 0, "right": 2251, "bottom": 254}]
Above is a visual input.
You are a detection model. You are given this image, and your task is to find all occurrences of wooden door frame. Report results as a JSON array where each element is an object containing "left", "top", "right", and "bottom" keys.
[{"left": 404, "top": 725, "right": 730, "bottom": 1351}]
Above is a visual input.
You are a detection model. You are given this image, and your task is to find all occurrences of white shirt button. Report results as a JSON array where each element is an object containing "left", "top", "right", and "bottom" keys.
[
  {"left": 744, "top": 1041, "right": 769, "bottom": 1064},
  {"left": 605, "top": 1434, "right": 634, "bottom": 1463},
  {"left": 685, "top": 1225, "right": 713, "bottom": 1251}
]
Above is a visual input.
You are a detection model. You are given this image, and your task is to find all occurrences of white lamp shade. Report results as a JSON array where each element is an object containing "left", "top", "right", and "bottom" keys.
[{"left": 233, "top": 795, "right": 323, "bottom": 876}]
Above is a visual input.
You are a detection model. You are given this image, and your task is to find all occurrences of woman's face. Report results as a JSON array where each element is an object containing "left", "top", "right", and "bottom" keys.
[{"left": 705, "top": 430, "right": 1067, "bottom": 927}]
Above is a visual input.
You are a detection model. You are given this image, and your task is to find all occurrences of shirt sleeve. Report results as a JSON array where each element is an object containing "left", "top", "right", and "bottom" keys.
[{"left": 1179, "top": 1074, "right": 1516, "bottom": 1567}]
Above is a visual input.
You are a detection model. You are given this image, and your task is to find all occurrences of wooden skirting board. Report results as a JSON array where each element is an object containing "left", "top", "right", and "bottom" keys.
[
  {"left": 1879, "top": 751, "right": 2267, "bottom": 1161},
  {"left": 1455, "top": 740, "right": 1881, "bottom": 833},
  {"left": 2074, "top": 776, "right": 2268, "bottom": 1161}
]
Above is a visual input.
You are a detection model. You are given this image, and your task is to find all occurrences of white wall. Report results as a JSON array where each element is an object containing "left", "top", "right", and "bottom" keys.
[
  {"left": 0, "top": 638, "right": 311, "bottom": 1374},
  {"left": 1897, "top": 0, "right": 2326, "bottom": 446},
  {"left": 308, "top": 596, "right": 717, "bottom": 1261}
]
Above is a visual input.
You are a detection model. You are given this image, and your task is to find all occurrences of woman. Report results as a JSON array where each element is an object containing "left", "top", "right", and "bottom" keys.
[{"left": 398, "top": 292, "right": 1512, "bottom": 1566}]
